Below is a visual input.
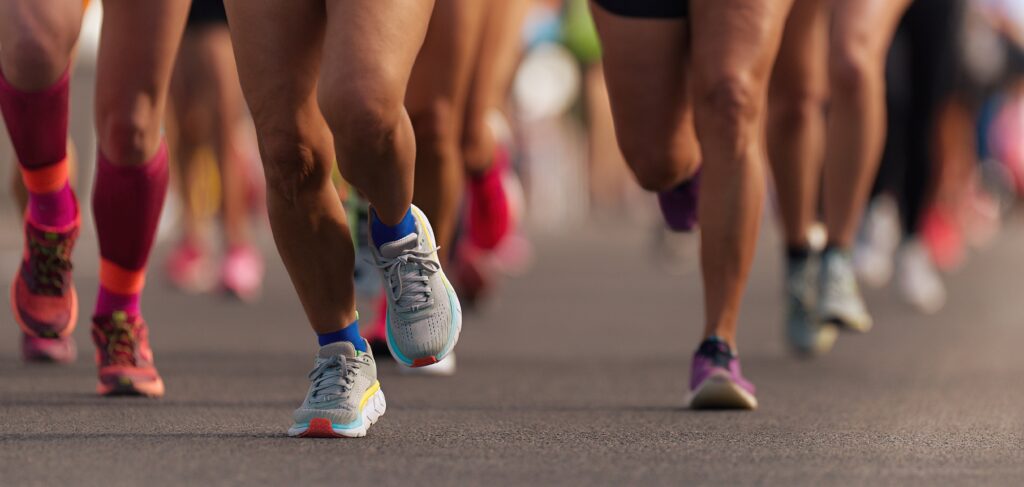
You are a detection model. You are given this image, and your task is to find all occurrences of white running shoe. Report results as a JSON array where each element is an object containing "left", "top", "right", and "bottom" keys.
[
  {"left": 854, "top": 196, "right": 901, "bottom": 288},
  {"left": 818, "top": 249, "right": 873, "bottom": 333},
  {"left": 396, "top": 353, "right": 457, "bottom": 377},
  {"left": 897, "top": 239, "right": 947, "bottom": 315},
  {"left": 785, "top": 254, "right": 838, "bottom": 356},
  {"left": 289, "top": 341, "right": 386, "bottom": 438},
  {"left": 370, "top": 205, "right": 462, "bottom": 367}
]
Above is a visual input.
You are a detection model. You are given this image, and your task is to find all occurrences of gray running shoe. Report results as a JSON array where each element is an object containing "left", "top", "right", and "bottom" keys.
[
  {"left": 785, "top": 253, "right": 838, "bottom": 356},
  {"left": 370, "top": 205, "right": 462, "bottom": 367},
  {"left": 818, "top": 248, "right": 873, "bottom": 333},
  {"left": 288, "top": 341, "right": 385, "bottom": 438}
]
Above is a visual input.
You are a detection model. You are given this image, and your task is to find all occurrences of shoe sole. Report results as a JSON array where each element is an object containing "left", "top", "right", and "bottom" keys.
[
  {"left": 22, "top": 338, "right": 78, "bottom": 364},
  {"left": 10, "top": 274, "right": 78, "bottom": 339},
  {"left": 97, "top": 376, "right": 165, "bottom": 398},
  {"left": 288, "top": 388, "right": 387, "bottom": 439},
  {"left": 385, "top": 206, "right": 463, "bottom": 368},
  {"left": 820, "top": 312, "right": 873, "bottom": 334},
  {"left": 787, "top": 324, "right": 840, "bottom": 358},
  {"left": 686, "top": 375, "right": 758, "bottom": 410}
]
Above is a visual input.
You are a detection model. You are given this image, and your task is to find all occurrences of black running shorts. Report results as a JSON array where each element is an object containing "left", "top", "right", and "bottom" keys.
[
  {"left": 186, "top": 0, "right": 228, "bottom": 29},
  {"left": 591, "top": 0, "right": 688, "bottom": 18}
]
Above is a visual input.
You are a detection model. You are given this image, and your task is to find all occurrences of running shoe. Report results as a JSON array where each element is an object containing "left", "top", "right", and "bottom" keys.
[
  {"left": 396, "top": 353, "right": 456, "bottom": 377},
  {"left": 686, "top": 337, "right": 757, "bottom": 410},
  {"left": 467, "top": 145, "right": 513, "bottom": 251},
  {"left": 657, "top": 168, "right": 701, "bottom": 232},
  {"left": 854, "top": 196, "right": 900, "bottom": 288},
  {"left": 91, "top": 311, "right": 165, "bottom": 397},
  {"left": 22, "top": 334, "right": 76, "bottom": 364},
  {"left": 785, "top": 254, "right": 838, "bottom": 356},
  {"left": 897, "top": 239, "right": 946, "bottom": 315},
  {"left": 288, "top": 341, "right": 386, "bottom": 438},
  {"left": 11, "top": 214, "right": 79, "bottom": 342},
  {"left": 221, "top": 244, "right": 264, "bottom": 303},
  {"left": 818, "top": 248, "right": 873, "bottom": 333},
  {"left": 164, "top": 240, "right": 214, "bottom": 294},
  {"left": 369, "top": 205, "right": 462, "bottom": 368}
]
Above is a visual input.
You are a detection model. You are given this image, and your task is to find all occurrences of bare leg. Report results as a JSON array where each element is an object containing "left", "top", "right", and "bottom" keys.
[
  {"left": 690, "top": 0, "right": 794, "bottom": 346},
  {"left": 407, "top": 0, "right": 487, "bottom": 263},
  {"left": 821, "top": 0, "right": 911, "bottom": 247},
  {"left": 767, "top": 0, "right": 828, "bottom": 248}
]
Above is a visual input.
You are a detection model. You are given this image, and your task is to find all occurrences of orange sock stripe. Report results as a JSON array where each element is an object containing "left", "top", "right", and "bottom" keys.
[
  {"left": 20, "top": 158, "right": 69, "bottom": 194},
  {"left": 99, "top": 259, "right": 146, "bottom": 295}
]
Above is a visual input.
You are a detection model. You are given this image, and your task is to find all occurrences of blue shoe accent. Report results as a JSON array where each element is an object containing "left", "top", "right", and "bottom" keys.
[{"left": 370, "top": 207, "right": 415, "bottom": 249}]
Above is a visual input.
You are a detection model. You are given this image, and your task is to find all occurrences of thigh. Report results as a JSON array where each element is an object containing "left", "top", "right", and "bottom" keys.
[
  {"left": 589, "top": 2, "right": 694, "bottom": 156},
  {"left": 406, "top": 0, "right": 486, "bottom": 116},
  {"left": 690, "top": 0, "right": 794, "bottom": 104},
  {"left": 320, "top": 0, "right": 435, "bottom": 120},
  {"left": 830, "top": 0, "right": 912, "bottom": 58},
  {"left": 223, "top": 0, "right": 328, "bottom": 149},
  {"left": 771, "top": 0, "right": 827, "bottom": 99},
  {"left": 94, "top": 0, "right": 190, "bottom": 159}
]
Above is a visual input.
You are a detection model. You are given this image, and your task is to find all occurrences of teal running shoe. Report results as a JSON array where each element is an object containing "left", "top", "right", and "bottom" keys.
[{"left": 288, "top": 341, "right": 386, "bottom": 438}]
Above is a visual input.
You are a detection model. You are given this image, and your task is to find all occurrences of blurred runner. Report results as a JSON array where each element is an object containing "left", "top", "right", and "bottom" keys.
[
  {"left": 767, "top": 0, "right": 912, "bottom": 355},
  {"left": 590, "top": 0, "right": 793, "bottom": 409},
  {"left": 224, "top": 0, "right": 461, "bottom": 437},
  {"left": 164, "top": 0, "right": 265, "bottom": 302},
  {"left": 1, "top": 0, "right": 190, "bottom": 397}
]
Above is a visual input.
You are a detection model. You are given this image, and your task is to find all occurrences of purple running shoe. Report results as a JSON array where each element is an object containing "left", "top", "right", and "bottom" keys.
[
  {"left": 657, "top": 168, "right": 701, "bottom": 232},
  {"left": 686, "top": 336, "right": 758, "bottom": 410}
]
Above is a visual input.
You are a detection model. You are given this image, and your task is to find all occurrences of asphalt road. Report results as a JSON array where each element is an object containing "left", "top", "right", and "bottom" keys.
[{"left": 1, "top": 216, "right": 1023, "bottom": 486}]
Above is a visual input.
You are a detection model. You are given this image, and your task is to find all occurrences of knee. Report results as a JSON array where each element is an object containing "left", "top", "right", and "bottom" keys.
[
  {"left": 618, "top": 137, "right": 699, "bottom": 192},
  {"left": 97, "top": 104, "right": 166, "bottom": 165},
  {"left": 408, "top": 99, "right": 457, "bottom": 158},
  {"left": 829, "top": 40, "right": 877, "bottom": 98},
  {"left": 769, "top": 85, "right": 826, "bottom": 129},
  {"left": 257, "top": 130, "right": 331, "bottom": 207},
  {"left": 319, "top": 85, "right": 403, "bottom": 172},
  {"left": 1, "top": 19, "right": 79, "bottom": 86},
  {"left": 697, "top": 75, "right": 761, "bottom": 133}
]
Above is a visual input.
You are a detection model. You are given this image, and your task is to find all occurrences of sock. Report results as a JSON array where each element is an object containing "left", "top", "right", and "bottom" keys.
[
  {"left": 786, "top": 245, "right": 811, "bottom": 261},
  {"left": 94, "top": 287, "right": 141, "bottom": 317},
  {"left": 0, "top": 66, "right": 76, "bottom": 227},
  {"left": 317, "top": 320, "right": 367, "bottom": 351},
  {"left": 92, "top": 141, "right": 170, "bottom": 318},
  {"left": 370, "top": 207, "right": 415, "bottom": 248}
]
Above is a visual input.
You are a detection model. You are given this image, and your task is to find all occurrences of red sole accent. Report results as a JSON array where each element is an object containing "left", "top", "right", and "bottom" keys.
[
  {"left": 10, "top": 274, "right": 78, "bottom": 339},
  {"left": 299, "top": 418, "right": 345, "bottom": 438},
  {"left": 411, "top": 356, "right": 438, "bottom": 367}
]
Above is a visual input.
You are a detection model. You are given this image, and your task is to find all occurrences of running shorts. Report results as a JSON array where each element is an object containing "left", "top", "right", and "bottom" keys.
[
  {"left": 591, "top": 0, "right": 688, "bottom": 18},
  {"left": 186, "top": 0, "right": 228, "bottom": 29}
]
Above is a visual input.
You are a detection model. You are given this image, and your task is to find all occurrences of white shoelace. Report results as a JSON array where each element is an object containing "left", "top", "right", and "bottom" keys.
[
  {"left": 307, "top": 355, "right": 358, "bottom": 402},
  {"left": 373, "top": 246, "right": 441, "bottom": 314}
]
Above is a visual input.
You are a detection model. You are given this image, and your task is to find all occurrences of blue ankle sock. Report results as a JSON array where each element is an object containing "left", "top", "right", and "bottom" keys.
[
  {"left": 317, "top": 320, "right": 367, "bottom": 352},
  {"left": 370, "top": 207, "right": 416, "bottom": 248}
]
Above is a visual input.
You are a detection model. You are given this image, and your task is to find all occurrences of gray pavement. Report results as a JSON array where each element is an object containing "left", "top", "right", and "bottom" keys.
[{"left": 2, "top": 217, "right": 1024, "bottom": 486}]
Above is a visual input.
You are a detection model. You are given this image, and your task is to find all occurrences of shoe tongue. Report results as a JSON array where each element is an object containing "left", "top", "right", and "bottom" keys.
[
  {"left": 319, "top": 341, "right": 357, "bottom": 359},
  {"left": 379, "top": 233, "right": 419, "bottom": 259}
]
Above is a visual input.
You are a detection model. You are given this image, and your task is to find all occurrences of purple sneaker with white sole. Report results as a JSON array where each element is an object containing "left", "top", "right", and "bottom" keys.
[
  {"left": 657, "top": 168, "right": 701, "bottom": 232},
  {"left": 686, "top": 336, "right": 758, "bottom": 410}
]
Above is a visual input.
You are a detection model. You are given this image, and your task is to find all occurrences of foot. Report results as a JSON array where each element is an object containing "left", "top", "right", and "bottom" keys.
[
  {"left": 370, "top": 205, "right": 462, "bottom": 368},
  {"left": 91, "top": 311, "right": 165, "bottom": 397},
  {"left": 657, "top": 168, "right": 701, "bottom": 232},
  {"left": 785, "top": 253, "right": 838, "bottom": 357},
  {"left": 853, "top": 196, "right": 900, "bottom": 288},
  {"left": 467, "top": 145, "right": 514, "bottom": 251},
  {"left": 396, "top": 353, "right": 456, "bottom": 377},
  {"left": 221, "top": 245, "right": 264, "bottom": 303},
  {"left": 897, "top": 239, "right": 946, "bottom": 315},
  {"left": 22, "top": 334, "right": 76, "bottom": 364},
  {"left": 818, "top": 248, "right": 873, "bottom": 333},
  {"left": 288, "top": 341, "right": 386, "bottom": 438},
  {"left": 164, "top": 240, "right": 214, "bottom": 294},
  {"left": 686, "top": 337, "right": 757, "bottom": 410},
  {"left": 11, "top": 215, "right": 79, "bottom": 344}
]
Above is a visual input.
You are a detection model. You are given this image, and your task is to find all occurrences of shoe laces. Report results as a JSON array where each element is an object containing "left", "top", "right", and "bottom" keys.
[
  {"left": 372, "top": 244, "right": 441, "bottom": 314},
  {"left": 697, "top": 338, "right": 734, "bottom": 369},
  {"left": 307, "top": 354, "right": 362, "bottom": 402},
  {"left": 99, "top": 313, "right": 139, "bottom": 366},
  {"left": 25, "top": 231, "right": 73, "bottom": 296}
]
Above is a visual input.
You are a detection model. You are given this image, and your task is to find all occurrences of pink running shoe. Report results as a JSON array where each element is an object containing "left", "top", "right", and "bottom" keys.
[
  {"left": 467, "top": 145, "right": 513, "bottom": 251},
  {"left": 11, "top": 214, "right": 79, "bottom": 339},
  {"left": 221, "top": 244, "right": 264, "bottom": 303},
  {"left": 92, "top": 311, "right": 164, "bottom": 397},
  {"left": 164, "top": 240, "right": 214, "bottom": 294},
  {"left": 686, "top": 337, "right": 757, "bottom": 410},
  {"left": 22, "top": 334, "right": 76, "bottom": 364}
]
